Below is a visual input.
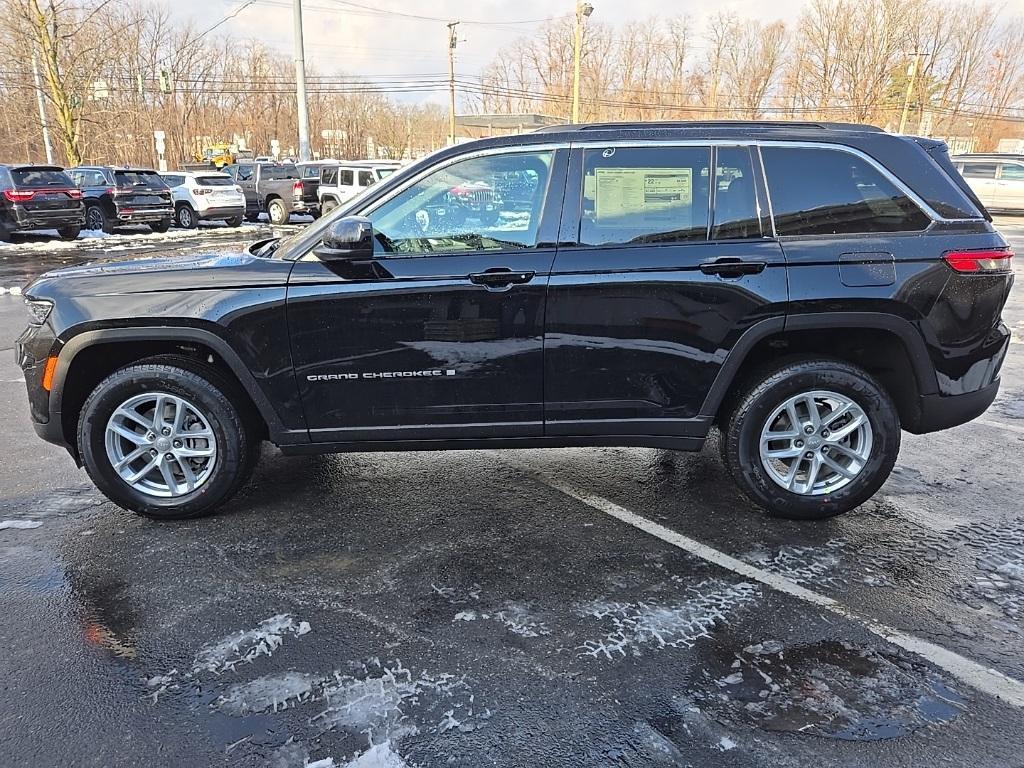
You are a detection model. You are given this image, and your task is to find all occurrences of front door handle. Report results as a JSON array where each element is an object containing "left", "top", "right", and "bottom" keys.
[
  {"left": 469, "top": 268, "right": 535, "bottom": 289},
  {"left": 699, "top": 257, "right": 767, "bottom": 277}
]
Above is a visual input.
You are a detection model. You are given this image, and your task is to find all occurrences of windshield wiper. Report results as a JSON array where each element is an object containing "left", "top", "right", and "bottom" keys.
[{"left": 255, "top": 237, "right": 281, "bottom": 258}]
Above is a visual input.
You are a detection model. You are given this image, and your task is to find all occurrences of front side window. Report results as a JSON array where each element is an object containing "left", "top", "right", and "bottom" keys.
[
  {"left": 358, "top": 170, "right": 375, "bottom": 187},
  {"left": 762, "top": 146, "right": 931, "bottom": 236},
  {"left": 338, "top": 169, "right": 354, "bottom": 186},
  {"left": 370, "top": 150, "right": 553, "bottom": 256},
  {"left": 580, "top": 146, "right": 710, "bottom": 246},
  {"left": 961, "top": 162, "right": 998, "bottom": 179},
  {"left": 321, "top": 167, "right": 337, "bottom": 185},
  {"left": 1000, "top": 163, "right": 1024, "bottom": 181}
]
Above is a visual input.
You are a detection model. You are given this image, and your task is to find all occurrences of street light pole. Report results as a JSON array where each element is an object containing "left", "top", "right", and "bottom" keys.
[
  {"left": 571, "top": 2, "right": 593, "bottom": 124},
  {"left": 447, "top": 21, "right": 460, "bottom": 146},
  {"left": 293, "top": 0, "right": 311, "bottom": 161},
  {"left": 31, "top": 52, "right": 53, "bottom": 164},
  {"left": 898, "top": 51, "right": 927, "bottom": 136}
]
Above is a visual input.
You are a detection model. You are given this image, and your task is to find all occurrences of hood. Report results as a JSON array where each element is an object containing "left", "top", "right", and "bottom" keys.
[{"left": 26, "top": 250, "right": 293, "bottom": 300}]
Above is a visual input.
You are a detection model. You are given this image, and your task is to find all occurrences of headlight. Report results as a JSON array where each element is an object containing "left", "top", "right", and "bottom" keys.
[{"left": 25, "top": 298, "right": 53, "bottom": 325}]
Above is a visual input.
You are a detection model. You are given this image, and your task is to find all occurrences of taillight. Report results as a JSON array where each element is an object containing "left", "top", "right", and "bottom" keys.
[
  {"left": 943, "top": 248, "right": 1014, "bottom": 274},
  {"left": 4, "top": 189, "right": 35, "bottom": 202},
  {"left": 292, "top": 180, "right": 302, "bottom": 196},
  {"left": 67, "top": 188, "right": 82, "bottom": 199}
]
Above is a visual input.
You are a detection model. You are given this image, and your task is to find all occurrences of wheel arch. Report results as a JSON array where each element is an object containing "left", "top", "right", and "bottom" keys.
[
  {"left": 701, "top": 313, "right": 939, "bottom": 429},
  {"left": 53, "top": 327, "right": 295, "bottom": 455}
]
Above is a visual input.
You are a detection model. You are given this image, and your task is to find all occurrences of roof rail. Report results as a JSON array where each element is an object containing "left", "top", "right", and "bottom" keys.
[{"left": 533, "top": 120, "right": 884, "bottom": 133}]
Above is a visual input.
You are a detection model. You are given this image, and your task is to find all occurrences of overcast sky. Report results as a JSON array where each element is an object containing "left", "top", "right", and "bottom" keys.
[{"left": 171, "top": 0, "right": 1020, "bottom": 104}]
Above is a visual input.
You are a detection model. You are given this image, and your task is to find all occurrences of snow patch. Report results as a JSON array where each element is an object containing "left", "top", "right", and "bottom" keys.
[
  {"left": 342, "top": 742, "right": 409, "bottom": 768},
  {"left": 718, "top": 736, "right": 737, "bottom": 751},
  {"left": 0, "top": 519, "right": 43, "bottom": 530},
  {"left": 192, "top": 614, "right": 312, "bottom": 674}
]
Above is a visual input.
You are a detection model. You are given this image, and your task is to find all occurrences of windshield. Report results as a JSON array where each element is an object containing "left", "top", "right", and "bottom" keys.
[
  {"left": 261, "top": 164, "right": 298, "bottom": 180},
  {"left": 197, "top": 176, "right": 234, "bottom": 187},
  {"left": 115, "top": 170, "right": 167, "bottom": 188},
  {"left": 12, "top": 169, "right": 74, "bottom": 187}
]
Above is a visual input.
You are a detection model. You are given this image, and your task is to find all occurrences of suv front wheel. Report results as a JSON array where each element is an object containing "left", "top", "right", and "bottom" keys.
[
  {"left": 77, "top": 358, "right": 259, "bottom": 519},
  {"left": 720, "top": 359, "right": 900, "bottom": 519}
]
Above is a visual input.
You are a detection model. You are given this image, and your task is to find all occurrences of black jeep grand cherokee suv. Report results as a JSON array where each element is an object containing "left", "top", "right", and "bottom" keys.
[{"left": 16, "top": 122, "right": 1014, "bottom": 520}]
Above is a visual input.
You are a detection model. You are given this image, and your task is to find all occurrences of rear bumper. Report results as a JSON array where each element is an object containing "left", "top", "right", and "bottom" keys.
[
  {"left": 197, "top": 205, "right": 245, "bottom": 220},
  {"left": 7, "top": 204, "right": 84, "bottom": 230},
  {"left": 907, "top": 379, "right": 1000, "bottom": 434},
  {"left": 114, "top": 205, "right": 173, "bottom": 222}
]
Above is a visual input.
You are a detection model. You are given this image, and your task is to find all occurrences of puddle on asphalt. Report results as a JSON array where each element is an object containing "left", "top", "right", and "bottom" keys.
[{"left": 694, "top": 640, "right": 966, "bottom": 741}]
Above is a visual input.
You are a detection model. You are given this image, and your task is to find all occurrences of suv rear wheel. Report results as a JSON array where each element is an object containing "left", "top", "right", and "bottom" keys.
[
  {"left": 267, "top": 198, "right": 289, "bottom": 225},
  {"left": 77, "top": 359, "right": 259, "bottom": 519},
  {"left": 57, "top": 225, "right": 81, "bottom": 241},
  {"left": 720, "top": 359, "right": 900, "bottom": 519},
  {"left": 85, "top": 203, "right": 112, "bottom": 233},
  {"left": 175, "top": 203, "right": 197, "bottom": 229},
  {"left": 149, "top": 218, "right": 171, "bottom": 233}
]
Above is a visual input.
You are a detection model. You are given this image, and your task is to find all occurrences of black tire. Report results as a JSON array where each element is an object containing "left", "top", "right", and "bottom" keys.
[
  {"left": 85, "top": 203, "right": 113, "bottom": 233},
  {"left": 57, "top": 225, "right": 81, "bottom": 241},
  {"left": 321, "top": 199, "right": 338, "bottom": 215},
  {"left": 267, "top": 198, "right": 289, "bottom": 225},
  {"left": 309, "top": 208, "right": 321, "bottom": 220},
  {"left": 150, "top": 218, "right": 171, "bottom": 233},
  {"left": 77, "top": 358, "right": 260, "bottom": 520},
  {"left": 244, "top": 212, "right": 259, "bottom": 223},
  {"left": 720, "top": 358, "right": 900, "bottom": 520},
  {"left": 176, "top": 204, "right": 197, "bottom": 229},
  {"left": 0, "top": 227, "right": 10, "bottom": 242},
  {"left": 225, "top": 215, "right": 243, "bottom": 227}
]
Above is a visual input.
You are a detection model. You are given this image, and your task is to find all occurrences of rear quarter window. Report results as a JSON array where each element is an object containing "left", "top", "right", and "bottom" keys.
[{"left": 761, "top": 146, "right": 931, "bottom": 236}]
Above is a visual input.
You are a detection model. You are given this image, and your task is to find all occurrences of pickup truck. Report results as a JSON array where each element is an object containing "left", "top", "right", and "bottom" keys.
[{"left": 222, "top": 162, "right": 319, "bottom": 224}]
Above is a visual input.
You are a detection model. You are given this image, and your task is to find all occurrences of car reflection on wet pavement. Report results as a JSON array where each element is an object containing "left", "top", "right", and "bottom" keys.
[{"left": 0, "top": 218, "right": 1023, "bottom": 767}]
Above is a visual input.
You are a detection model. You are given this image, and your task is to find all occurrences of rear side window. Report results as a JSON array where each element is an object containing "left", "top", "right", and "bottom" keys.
[
  {"left": 303, "top": 165, "right": 319, "bottom": 178},
  {"left": 1001, "top": 163, "right": 1024, "bottom": 181},
  {"left": 961, "top": 162, "right": 998, "bottom": 179},
  {"left": 163, "top": 175, "right": 185, "bottom": 187},
  {"left": 761, "top": 147, "right": 930, "bottom": 236},
  {"left": 358, "top": 170, "right": 375, "bottom": 187},
  {"left": 197, "top": 176, "right": 234, "bottom": 187},
  {"left": 12, "top": 168, "right": 74, "bottom": 187},
  {"left": 580, "top": 146, "right": 710, "bottom": 246},
  {"left": 713, "top": 147, "right": 760, "bottom": 240}
]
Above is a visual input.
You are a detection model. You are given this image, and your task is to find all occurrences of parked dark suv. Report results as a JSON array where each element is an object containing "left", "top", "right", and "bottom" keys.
[
  {"left": 68, "top": 166, "right": 173, "bottom": 233},
  {"left": 0, "top": 164, "right": 84, "bottom": 241},
  {"left": 17, "top": 122, "right": 1013, "bottom": 521}
]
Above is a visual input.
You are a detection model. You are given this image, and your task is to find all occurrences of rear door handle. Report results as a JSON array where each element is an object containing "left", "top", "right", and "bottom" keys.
[
  {"left": 469, "top": 268, "right": 535, "bottom": 289},
  {"left": 699, "top": 257, "right": 767, "bottom": 277}
]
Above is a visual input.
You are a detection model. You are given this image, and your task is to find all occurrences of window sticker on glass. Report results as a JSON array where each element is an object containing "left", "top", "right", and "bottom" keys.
[{"left": 593, "top": 168, "right": 693, "bottom": 223}]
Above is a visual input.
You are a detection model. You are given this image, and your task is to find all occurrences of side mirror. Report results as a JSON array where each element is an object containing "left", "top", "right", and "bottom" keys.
[{"left": 315, "top": 215, "right": 374, "bottom": 261}]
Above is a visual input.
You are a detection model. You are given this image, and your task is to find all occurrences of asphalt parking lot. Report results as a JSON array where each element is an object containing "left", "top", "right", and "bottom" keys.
[{"left": 1, "top": 219, "right": 1024, "bottom": 768}]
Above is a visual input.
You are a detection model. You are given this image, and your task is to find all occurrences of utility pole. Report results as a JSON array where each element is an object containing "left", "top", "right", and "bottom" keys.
[
  {"left": 447, "top": 21, "right": 459, "bottom": 146},
  {"left": 898, "top": 52, "right": 927, "bottom": 135},
  {"left": 572, "top": 2, "right": 594, "bottom": 123},
  {"left": 293, "top": 0, "right": 311, "bottom": 161},
  {"left": 31, "top": 53, "right": 53, "bottom": 164}
]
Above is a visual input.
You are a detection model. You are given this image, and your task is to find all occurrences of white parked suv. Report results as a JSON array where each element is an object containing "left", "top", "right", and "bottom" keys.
[
  {"left": 159, "top": 171, "right": 246, "bottom": 228},
  {"left": 317, "top": 161, "right": 402, "bottom": 214},
  {"left": 953, "top": 154, "right": 1024, "bottom": 215}
]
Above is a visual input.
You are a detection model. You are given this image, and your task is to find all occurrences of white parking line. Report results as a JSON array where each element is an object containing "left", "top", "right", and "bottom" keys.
[
  {"left": 528, "top": 470, "right": 1024, "bottom": 708},
  {"left": 976, "top": 418, "right": 1024, "bottom": 436}
]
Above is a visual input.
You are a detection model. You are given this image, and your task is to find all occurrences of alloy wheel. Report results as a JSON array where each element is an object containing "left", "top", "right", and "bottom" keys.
[
  {"left": 104, "top": 392, "right": 218, "bottom": 498},
  {"left": 758, "top": 390, "right": 873, "bottom": 496}
]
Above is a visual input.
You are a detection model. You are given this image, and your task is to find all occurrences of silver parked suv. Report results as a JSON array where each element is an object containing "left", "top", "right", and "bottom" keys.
[{"left": 953, "top": 154, "right": 1024, "bottom": 215}]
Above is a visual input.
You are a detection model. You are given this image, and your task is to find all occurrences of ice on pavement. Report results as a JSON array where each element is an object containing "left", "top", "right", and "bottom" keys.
[
  {"left": 216, "top": 671, "right": 322, "bottom": 715},
  {"left": 192, "top": 614, "right": 312, "bottom": 674},
  {"left": 342, "top": 742, "right": 409, "bottom": 768},
  {"left": 0, "top": 520, "right": 43, "bottom": 530}
]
